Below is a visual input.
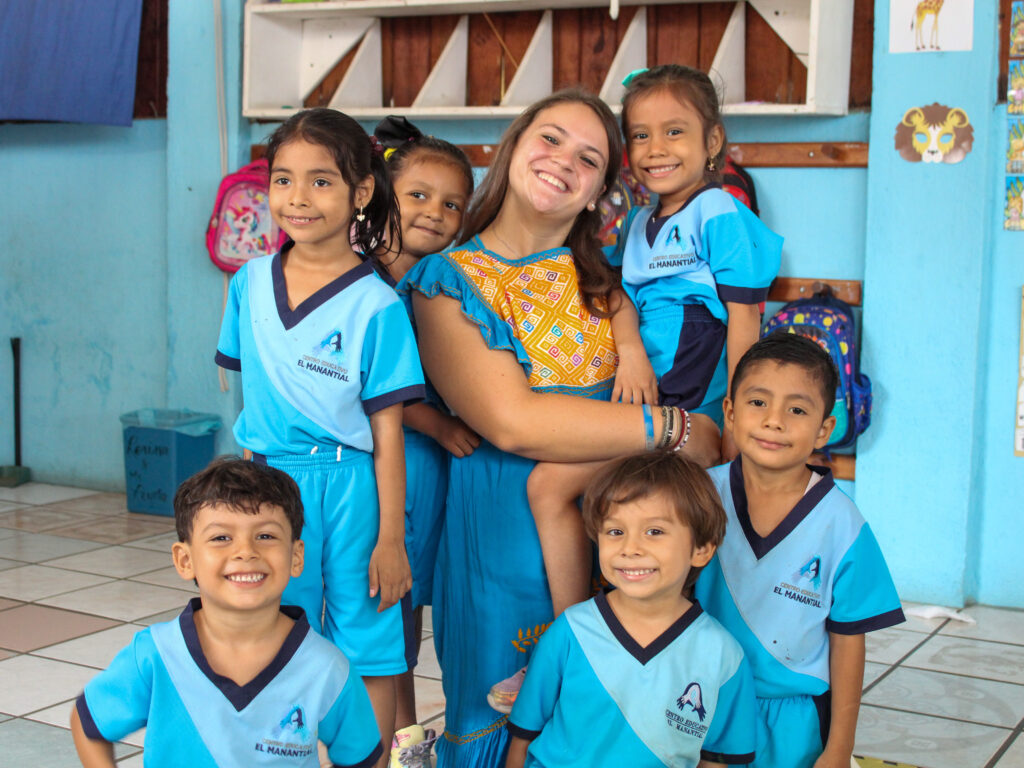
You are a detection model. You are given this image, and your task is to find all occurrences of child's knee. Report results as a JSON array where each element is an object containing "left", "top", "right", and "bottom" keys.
[{"left": 527, "top": 462, "right": 560, "bottom": 509}]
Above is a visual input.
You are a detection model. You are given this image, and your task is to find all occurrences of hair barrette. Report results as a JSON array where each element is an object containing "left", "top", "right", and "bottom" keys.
[
  {"left": 368, "top": 135, "right": 385, "bottom": 157},
  {"left": 621, "top": 68, "right": 649, "bottom": 88}
]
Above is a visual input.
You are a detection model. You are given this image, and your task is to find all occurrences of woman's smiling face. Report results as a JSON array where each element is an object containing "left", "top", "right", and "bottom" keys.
[{"left": 506, "top": 101, "right": 609, "bottom": 223}]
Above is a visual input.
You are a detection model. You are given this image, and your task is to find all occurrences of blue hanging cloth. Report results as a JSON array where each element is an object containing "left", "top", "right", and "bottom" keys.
[{"left": 0, "top": 0, "right": 144, "bottom": 127}]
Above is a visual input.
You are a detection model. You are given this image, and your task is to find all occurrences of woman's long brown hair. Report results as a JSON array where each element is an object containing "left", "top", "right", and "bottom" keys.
[{"left": 458, "top": 89, "right": 623, "bottom": 315}]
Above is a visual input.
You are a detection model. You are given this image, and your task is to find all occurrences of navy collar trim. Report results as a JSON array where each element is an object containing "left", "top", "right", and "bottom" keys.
[
  {"left": 178, "top": 597, "right": 310, "bottom": 712},
  {"left": 730, "top": 456, "right": 834, "bottom": 560},
  {"left": 652, "top": 182, "right": 721, "bottom": 220},
  {"left": 595, "top": 590, "right": 703, "bottom": 665},
  {"left": 272, "top": 244, "right": 374, "bottom": 330}
]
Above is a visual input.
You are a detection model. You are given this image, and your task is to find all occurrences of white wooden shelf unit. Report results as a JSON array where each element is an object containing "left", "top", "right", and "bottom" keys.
[{"left": 243, "top": 0, "right": 854, "bottom": 120}]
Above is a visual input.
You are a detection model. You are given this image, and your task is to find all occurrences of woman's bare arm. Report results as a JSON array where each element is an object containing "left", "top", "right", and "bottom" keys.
[{"left": 413, "top": 292, "right": 720, "bottom": 465}]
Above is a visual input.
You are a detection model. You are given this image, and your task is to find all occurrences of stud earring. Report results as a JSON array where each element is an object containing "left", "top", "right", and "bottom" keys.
[
  {"left": 355, "top": 206, "right": 366, "bottom": 223},
  {"left": 587, "top": 201, "right": 597, "bottom": 212},
  {"left": 706, "top": 158, "right": 716, "bottom": 172}
]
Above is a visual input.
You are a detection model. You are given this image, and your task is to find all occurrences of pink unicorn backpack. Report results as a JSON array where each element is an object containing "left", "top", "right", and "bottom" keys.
[{"left": 206, "top": 158, "right": 288, "bottom": 273}]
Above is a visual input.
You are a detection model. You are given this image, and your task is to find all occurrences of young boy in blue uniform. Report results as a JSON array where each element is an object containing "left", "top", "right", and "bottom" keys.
[
  {"left": 70, "top": 458, "right": 383, "bottom": 768},
  {"left": 694, "top": 332, "right": 905, "bottom": 768},
  {"left": 506, "top": 453, "right": 757, "bottom": 768}
]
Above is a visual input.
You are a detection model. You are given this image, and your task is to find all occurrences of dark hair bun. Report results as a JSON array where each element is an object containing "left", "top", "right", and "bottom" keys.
[{"left": 374, "top": 115, "right": 423, "bottom": 150}]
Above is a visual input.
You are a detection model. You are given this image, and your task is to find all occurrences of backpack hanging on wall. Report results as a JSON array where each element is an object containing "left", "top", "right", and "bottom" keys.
[
  {"left": 206, "top": 158, "right": 288, "bottom": 274},
  {"left": 762, "top": 287, "right": 872, "bottom": 450},
  {"left": 721, "top": 156, "right": 759, "bottom": 216}
]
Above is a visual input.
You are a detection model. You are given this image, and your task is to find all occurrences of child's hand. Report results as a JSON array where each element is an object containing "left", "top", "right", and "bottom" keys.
[
  {"left": 436, "top": 415, "right": 481, "bottom": 458},
  {"left": 369, "top": 540, "right": 412, "bottom": 612},
  {"left": 612, "top": 343, "right": 658, "bottom": 404}
]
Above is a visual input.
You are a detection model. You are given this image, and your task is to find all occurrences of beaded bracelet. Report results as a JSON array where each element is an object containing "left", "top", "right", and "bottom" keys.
[{"left": 670, "top": 408, "right": 692, "bottom": 452}]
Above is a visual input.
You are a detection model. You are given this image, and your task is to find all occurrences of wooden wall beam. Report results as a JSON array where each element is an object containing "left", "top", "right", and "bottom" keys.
[{"left": 767, "top": 278, "right": 862, "bottom": 307}]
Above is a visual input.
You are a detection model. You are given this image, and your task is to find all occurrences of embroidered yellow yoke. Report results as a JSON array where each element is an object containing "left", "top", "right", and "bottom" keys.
[{"left": 441, "top": 242, "right": 618, "bottom": 395}]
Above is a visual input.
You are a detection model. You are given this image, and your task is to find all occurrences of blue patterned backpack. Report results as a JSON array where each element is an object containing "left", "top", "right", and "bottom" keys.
[{"left": 762, "top": 288, "right": 872, "bottom": 450}]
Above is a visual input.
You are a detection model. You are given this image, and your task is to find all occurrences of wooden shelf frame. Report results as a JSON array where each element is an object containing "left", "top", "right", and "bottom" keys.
[{"left": 243, "top": 0, "right": 855, "bottom": 119}]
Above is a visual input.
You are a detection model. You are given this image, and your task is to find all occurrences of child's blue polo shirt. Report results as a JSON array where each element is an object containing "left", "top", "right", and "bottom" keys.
[
  {"left": 609, "top": 185, "right": 782, "bottom": 324},
  {"left": 216, "top": 250, "right": 425, "bottom": 455},
  {"left": 508, "top": 592, "right": 756, "bottom": 767},
  {"left": 76, "top": 599, "right": 383, "bottom": 767},
  {"left": 695, "top": 459, "right": 905, "bottom": 699}
]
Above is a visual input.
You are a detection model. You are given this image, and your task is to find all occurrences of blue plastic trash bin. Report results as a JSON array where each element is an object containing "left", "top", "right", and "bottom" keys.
[{"left": 120, "top": 409, "right": 222, "bottom": 516}]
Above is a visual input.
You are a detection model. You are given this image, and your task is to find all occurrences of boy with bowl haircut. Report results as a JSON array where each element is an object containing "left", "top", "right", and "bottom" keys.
[
  {"left": 71, "top": 457, "right": 383, "bottom": 768},
  {"left": 506, "top": 452, "right": 757, "bottom": 768},
  {"left": 695, "top": 332, "right": 905, "bottom": 768}
]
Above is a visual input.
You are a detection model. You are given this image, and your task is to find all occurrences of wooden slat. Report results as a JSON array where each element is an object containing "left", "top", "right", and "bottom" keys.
[
  {"left": 467, "top": 11, "right": 542, "bottom": 106},
  {"left": 810, "top": 453, "right": 855, "bottom": 481},
  {"left": 767, "top": 278, "right": 862, "bottom": 307},
  {"left": 305, "top": 44, "right": 360, "bottom": 108},
  {"left": 697, "top": 2, "right": 732, "bottom": 73},
  {"left": 254, "top": 141, "right": 868, "bottom": 169},
  {"left": 647, "top": 4, "right": 699, "bottom": 68},
  {"left": 745, "top": 3, "right": 806, "bottom": 105},
  {"left": 552, "top": 9, "right": 583, "bottom": 90},
  {"left": 848, "top": 0, "right": 874, "bottom": 108},
  {"left": 727, "top": 142, "right": 868, "bottom": 167}
]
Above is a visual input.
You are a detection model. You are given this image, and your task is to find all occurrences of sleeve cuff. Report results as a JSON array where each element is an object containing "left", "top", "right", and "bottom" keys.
[
  {"left": 362, "top": 384, "right": 426, "bottom": 415},
  {"left": 827, "top": 606, "right": 906, "bottom": 635},
  {"left": 701, "top": 748, "right": 756, "bottom": 764},
  {"left": 506, "top": 721, "right": 542, "bottom": 740},
  {"left": 215, "top": 351, "right": 241, "bottom": 371},
  {"left": 334, "top": 740, "right": 384, "bottom": 768},
  {"left": 717, "top": 284, "right": 769, "bottom": 305},
  {"left": 75, "top": 694, "right": 106, "bottom": 741}
]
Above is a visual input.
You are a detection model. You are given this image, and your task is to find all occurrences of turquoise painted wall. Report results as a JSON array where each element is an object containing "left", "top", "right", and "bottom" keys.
[
  {"left": 0, "top": 121, "right": 169, "bottom": 489},
  {"left": 975, "top": 104, "right": 1024, "bottom": 607},
  {"left": 3, "top": 1, "right": 1019, "bottom": 607},
  {"left": 857, "top": 0, "right": 1001, "bottom": 606}
]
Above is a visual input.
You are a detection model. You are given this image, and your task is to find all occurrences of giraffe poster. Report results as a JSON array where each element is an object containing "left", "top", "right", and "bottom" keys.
[{"left": 889, "top": 0, "right": 973, "bottom": 53}]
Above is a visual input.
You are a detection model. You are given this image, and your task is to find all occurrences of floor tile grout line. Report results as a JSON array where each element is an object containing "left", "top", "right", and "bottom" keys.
[
  {"left": 862, "top": 619, "right": 948, "bottom": 695},
  {"left": 860, "top": 701, "right": 1017, "bottom": 731},
  {"left": 983, "top": 729, "right": 1020, "bottom": 768},
  {"left": 864, "top": 657, "right": 1024, "bottom": 692}
]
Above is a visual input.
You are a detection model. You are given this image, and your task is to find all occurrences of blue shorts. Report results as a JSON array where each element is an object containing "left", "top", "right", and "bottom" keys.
[
  {"left": 639, "top": 303, "right": 728, "bottom": 427},
  {"left": 257, "top": 450, "right": 415, "bottom": 677},
  {"left": 752, "top": 693, "right": 828, "bottom": 768},
  {"left": 404, "top": 429, "right": 448, "bottom": 610}
]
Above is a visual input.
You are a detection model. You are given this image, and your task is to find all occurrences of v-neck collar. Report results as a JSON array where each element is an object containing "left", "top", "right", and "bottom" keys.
[
  {"left": 646, "top": 183, "right": 721, "bottom": 247},
  {"left": 272, "top": 244, "right": 374, "bottom": 330},
  {"left": 594, "top": 590, "right": 702, "bottom": 665},
  {"left": 730, "top": 456, "right": 835, "bottom": 560},
  {"left": 469, "top": 235, "right": 572, "bottom": 266},
  {"left": 178, "top": 597, "right": 309, "bottom": 712}
]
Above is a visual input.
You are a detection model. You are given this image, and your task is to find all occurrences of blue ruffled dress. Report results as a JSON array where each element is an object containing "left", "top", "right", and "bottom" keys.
[{"left": 401, "top": 238, "right": 618, "bottom": 767}]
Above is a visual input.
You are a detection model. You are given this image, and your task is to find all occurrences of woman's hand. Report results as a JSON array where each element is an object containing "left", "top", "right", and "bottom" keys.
[
  {"left": 612, "top": 342, "right": 658, "bottom": 404},
  {"left": 368, "top": 538, "right": 412, "bottom": 612}
]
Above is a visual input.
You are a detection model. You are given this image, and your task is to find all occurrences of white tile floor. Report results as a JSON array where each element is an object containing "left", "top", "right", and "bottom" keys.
[{"left": 0, "top": 482, "right": 1022, "bottom": 767}]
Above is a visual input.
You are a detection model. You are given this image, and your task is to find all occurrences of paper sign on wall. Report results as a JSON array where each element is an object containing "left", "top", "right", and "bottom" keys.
[
  {"left": 1016, "top": 288, "right": 1024, "bottom": 455},
  {"left": 889, "top": 0, "right": 974, "bottom": 53}
]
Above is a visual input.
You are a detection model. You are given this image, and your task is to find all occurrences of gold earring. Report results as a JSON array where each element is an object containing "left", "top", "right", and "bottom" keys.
[
  {"left": 355, "top": 206, "right": 366, "bottom": 223},
  {"left": 706, "top": 158, "right": 716, "bottom": 172}
]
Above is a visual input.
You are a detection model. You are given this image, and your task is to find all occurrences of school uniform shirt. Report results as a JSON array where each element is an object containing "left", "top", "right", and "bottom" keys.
[
  {"left": 695, "top": 459, "right": 905, "bottom": 699},
  {"left": 216, "top": 248, "right": 425, "bottom": 456},
  {"left": 75, "top": 599, "right": 383, "bottom": 768},
  {"left": 609, "top": 185, "right": 782, "bottom": 323},
  {"left": 508, "top": 592, "right": 757, "bottom": 767}
]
